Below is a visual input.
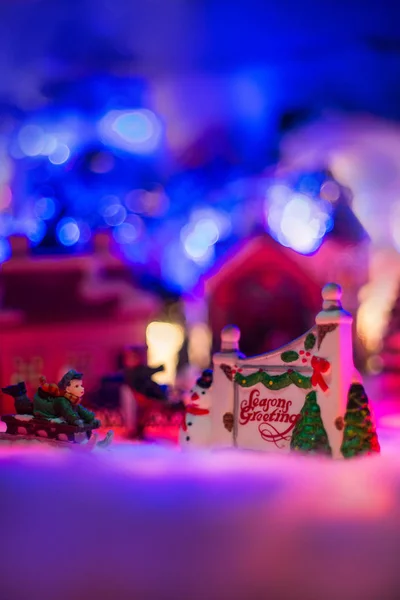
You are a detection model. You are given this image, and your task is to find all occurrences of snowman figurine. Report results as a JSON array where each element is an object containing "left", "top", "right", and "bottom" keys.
[{"left": 179, "top": 369, "right": 213, "bottom": 448}]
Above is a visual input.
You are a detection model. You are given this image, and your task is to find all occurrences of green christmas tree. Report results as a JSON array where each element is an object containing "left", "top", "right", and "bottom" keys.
[
  {"left": 290, "top": 391, "right": 332, "bottom": 456},
  {"left": 340, "top": 383, "right": 380, "bottom": 458}
]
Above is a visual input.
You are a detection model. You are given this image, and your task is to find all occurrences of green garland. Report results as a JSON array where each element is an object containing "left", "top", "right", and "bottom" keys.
[{"left": 234, "top": 369, "right": 311, "bottom": 390}]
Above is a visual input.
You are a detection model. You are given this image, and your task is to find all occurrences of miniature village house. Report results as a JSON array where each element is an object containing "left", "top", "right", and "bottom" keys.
[
  {"left": 0, "top": 233, "right": 161, "bottom": 414},
  {"left": 177, "top": 283, "right": 379, "bottom": 459},
  {"left": 202, "top": 200, "right": 369, "bottom": 361}
]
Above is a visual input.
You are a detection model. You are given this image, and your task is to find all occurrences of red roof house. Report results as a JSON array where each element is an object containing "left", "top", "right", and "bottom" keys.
[{"left": 0, "top": 233, "right": 161, "bottom": 414}]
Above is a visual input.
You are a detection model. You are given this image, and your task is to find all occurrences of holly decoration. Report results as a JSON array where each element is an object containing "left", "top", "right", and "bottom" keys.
[
  {"left": 290, "top": 391, "right": 332, "bottom": 456},
  {"left": 280, "top": 350, "right": 299, "bottom": 363},
  {"left": 304, "top": 333, "right": 316, "bottom": 350},
  {"left": 280, "top": 332, "right": 316, "bottom": 363},
  {"left": 221, "top": 327, "right": 331, "bottom": 393},
  {"left": 340, "top": 383, "right": 380, "bottom": 458},
  {"left": 234, "top": 369, "right": 311, "bottom": 390}
]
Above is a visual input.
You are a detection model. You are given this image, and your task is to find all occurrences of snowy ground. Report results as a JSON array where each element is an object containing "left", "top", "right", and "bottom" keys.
[{"left": 1, "top": 383, "right": 400, "bottom": 600}]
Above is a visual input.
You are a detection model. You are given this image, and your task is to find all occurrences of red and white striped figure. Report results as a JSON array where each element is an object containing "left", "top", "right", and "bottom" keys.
[{"left": 179, "top": 370, "right": 213, "bottom": 448}]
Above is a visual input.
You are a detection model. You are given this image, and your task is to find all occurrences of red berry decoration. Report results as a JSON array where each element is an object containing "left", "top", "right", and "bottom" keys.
[
  {"left": 299, "top": 350, "right": 305, "bottom": 355},
  {"left": 306, "top": 352, "right": 311, "bottom": 357},
  {"left": 302, "top": 358, "right": 307, "bottom": 363}
]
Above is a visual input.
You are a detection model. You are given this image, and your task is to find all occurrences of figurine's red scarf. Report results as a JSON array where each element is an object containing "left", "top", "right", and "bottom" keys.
[
  {"left": 39, "top": 377, "right": 80, "bottom": 404},
  {"left": 181, "top": 404, "right": 210, "bottom": 431}
]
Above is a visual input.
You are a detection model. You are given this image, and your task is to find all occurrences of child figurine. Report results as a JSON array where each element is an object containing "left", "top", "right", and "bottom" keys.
[{"left": 33, "top": 369, "right": 101, "bottom": 427}]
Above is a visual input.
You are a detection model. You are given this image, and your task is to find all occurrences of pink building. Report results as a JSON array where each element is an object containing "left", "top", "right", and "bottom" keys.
[{"left": 0, "top": 234, "right": 160, "bottom": 414}]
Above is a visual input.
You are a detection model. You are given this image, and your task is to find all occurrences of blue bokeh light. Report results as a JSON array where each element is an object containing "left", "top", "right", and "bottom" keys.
[
  {"left": 99, "top": 109, "right": 162, "bottom": 154},
  {"left": 25, "top": 219, "right": 47, "bottom": 244},
  {"left": 103, "top": 204, "right": 127, "bottom": 227},
  {"left": 34, "top": 197, "right": 56, "bottom": 220},
  {"left": 0, "top": 237, "right": 11, "bottom": 263},
  {"left": 265, "top": 188, "right": 334, "bottom": 255},
  {"left": 49, "top": 144, "right": 70, "bottom": 165},
  {"left": 56, "top": 218, "right": 80, "bottom": 246},
  {"left": 161, "top": 242, "right": 199, "bottom": 291},
  {"left": 113, "top": 222, "right": 139, "bottom": 244},
  {"left": 18, "top": 125, "right": 45, "bottom": 157}
]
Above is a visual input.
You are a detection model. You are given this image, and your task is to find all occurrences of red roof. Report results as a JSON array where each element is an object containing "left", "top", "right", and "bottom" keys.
[{"left": 0, "top": 235, "right": 160, "bottom": 325}]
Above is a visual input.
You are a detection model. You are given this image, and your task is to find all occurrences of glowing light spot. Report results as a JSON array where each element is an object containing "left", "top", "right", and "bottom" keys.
[
  {"left": 125, "top": 188, "right": 169, "bottom": 217},
  {"left": 113, "top": 110, "right": 154, "bottom": 144},
  {"left": 99, "top": 109, "right": 162, "bottom": 154},
  {"left": 188, "top": 324, "right": 212, "bottom": 369},
  {"left": 0, "top": 185, "right": 12, "bottom": 210},
  {"left": 41, "top": 135, "right": 58, "bottom": 156},
  {"left": 99, "top": 195, "right": 120, "bottom": 215},
  {"left": 103, "top": 204, "right": 127, "bottom": 227},
  {"left": 320, "top": 181, "right": 340, "bottom": 202},
  {"left": 125, "top": 189, "right": 145, "bottom": 212},
  {"left": 18, "top": 125, "right": 45, "bottom": 156},
  {"left": 390, "top": 202, "right": 400, "bottom": 252},
  {"left": 357, "top": 280, "right": 394, "bottom": 352},
  {"left": 146, "top": 322, "right": 185, "bottom": 385},
  {"left": 56, "top": 218, "right": 80, "bottom": 246},
  {"left": 266, "top": 190, "right": 332, "bottom": 255},
  {"left": 181, "top": 208, "right": 230, "bottom": 264},
  {"left": 0, "top": 158, "right": 12, "bottom": 184},
  {"left": 182, "top": 230, "right": 210, "bottom": 260},
  {"left": 34, "top": 197, "right": 56, "bottom": 220},
  {"left": 25, "top": 219, "right": 46, "bottom": 244},
  {"left": 366, "top": 355, "right": 383, "bottom": 375},
  {"left": 0, "top": 237, "right": 11, "bottom": 263},
  {"left": 267, "top": 185, "right": 292, "bottom": 206},
  {"left": 161, "top": 243, "right": 198, "bottom": 289},
  {"left": 49, "top": 144, "right": 70, "bottom": 165},
  {"left": 0, "top": 214, "right": 13, "bottom": 236},
  {"left": 194, "top": 218, "right": 220, "bottom": 245},
  {"left": 113, "top": 222, "right": 139, "bottom": 244}
]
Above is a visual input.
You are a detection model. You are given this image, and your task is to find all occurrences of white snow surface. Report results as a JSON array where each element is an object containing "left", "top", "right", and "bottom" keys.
[
  {"left": 0, "top": 395, "right": 399, "bottom": 600},
  {"left": 12, "top": 414, "right": 34, "bottom": 421}
]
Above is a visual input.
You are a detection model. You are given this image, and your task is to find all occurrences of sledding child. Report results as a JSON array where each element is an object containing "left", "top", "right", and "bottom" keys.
[{"left": 33, "top": 369, "right": 101, "bottom": 427}]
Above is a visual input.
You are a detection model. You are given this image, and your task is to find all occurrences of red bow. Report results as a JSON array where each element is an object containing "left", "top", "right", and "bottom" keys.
[
  {"left": 181, "top": 404, "right": 210, "bottom": 431},
  {"left": 311, "top": 356, "right": 330, "bottom": 392}
]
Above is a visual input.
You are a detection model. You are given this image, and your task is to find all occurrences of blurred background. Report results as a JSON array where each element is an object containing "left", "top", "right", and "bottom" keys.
[{"left": 0, "top": 0, "right": 400, "bottom": 415}]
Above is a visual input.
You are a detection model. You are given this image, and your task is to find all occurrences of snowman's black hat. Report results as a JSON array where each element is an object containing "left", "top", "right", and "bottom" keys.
[{"left": 196, "top": 369, "right": 213, "bottom": 389}]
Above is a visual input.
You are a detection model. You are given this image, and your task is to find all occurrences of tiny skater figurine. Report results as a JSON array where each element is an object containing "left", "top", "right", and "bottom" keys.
[
  {"left": 123, "top": 348, "right": 168, "bottom": 401},
  {"left": 121, "top": 347, "right": 168, "bottom": 440},
  {"left": 34, "top": 369, "right": 101, "bottom": 427}
]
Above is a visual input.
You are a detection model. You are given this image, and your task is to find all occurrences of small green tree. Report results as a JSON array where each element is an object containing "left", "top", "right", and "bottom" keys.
[
  {"left": 341, "top": 383, "right": 380, "bottom": 458},
  {"left": 290, "top": 391, "right": 332, "bottom": 456}
]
